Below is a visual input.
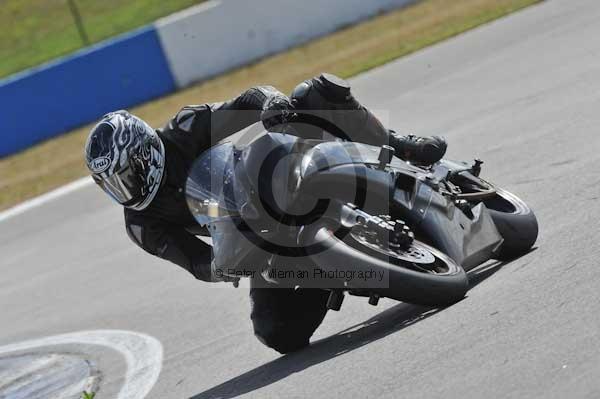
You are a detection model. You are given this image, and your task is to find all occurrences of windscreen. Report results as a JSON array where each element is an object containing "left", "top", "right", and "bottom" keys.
[{"left": 185, "top": 142, "right": 248, "bottom": 226}]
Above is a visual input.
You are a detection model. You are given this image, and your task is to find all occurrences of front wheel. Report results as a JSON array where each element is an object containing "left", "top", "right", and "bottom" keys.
[{"left": 300, "top": 224, "right": 469, "bottom": 307}]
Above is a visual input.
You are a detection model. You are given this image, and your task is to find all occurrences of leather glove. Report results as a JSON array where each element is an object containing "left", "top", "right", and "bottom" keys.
[{"left": 261, "top": 96, "right": 295, "bottom": 131}]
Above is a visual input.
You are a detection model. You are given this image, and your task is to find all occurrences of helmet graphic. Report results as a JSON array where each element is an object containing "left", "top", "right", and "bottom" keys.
[{"left": 84, "top": 110, "right": 165, "bottom": 210}]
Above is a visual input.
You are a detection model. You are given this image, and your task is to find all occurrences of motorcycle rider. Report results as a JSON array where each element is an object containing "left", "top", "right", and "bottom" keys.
[{"left": 84, "top": 73, "right": 447, "bottom": 353}]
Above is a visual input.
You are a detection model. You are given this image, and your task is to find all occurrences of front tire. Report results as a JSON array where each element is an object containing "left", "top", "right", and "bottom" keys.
[{"left": 301, "top": 225, "right": 469, "bottom": 307}]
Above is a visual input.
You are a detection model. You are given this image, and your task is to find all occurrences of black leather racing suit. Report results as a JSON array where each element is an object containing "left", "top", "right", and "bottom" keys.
[
  {"left": 124, "top": 75, "right": 395, "bottom": 354},
  {"left": 124, "top": 78, "right": 391, "bottom": 283}
]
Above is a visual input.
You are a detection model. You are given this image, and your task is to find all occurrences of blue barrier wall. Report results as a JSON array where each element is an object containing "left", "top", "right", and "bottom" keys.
[
  {"left": 1, "top": 0, "right": 418, "bottom": 158},
  {"left": 0, "top": 26, "right": 175, "bottom": 157}
]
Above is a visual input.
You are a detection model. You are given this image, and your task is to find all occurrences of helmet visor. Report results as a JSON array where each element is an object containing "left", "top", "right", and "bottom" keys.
[{"left": 94, "top": 162, "right": 144, "bottom": 205}]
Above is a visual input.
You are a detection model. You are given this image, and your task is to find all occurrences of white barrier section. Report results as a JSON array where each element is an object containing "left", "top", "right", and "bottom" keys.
[{"left": 156, "top": 0, "right": 416, "bottom": 88}]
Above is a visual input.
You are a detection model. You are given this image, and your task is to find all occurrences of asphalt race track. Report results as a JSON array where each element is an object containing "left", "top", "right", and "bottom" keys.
[{"left": 1, "top": 0, "right": 600, "bottom": 397}]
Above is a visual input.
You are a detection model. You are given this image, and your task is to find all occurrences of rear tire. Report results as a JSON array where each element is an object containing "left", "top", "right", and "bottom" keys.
[{"left": 484, "top": 188, "right": 538, "bottom": 260}]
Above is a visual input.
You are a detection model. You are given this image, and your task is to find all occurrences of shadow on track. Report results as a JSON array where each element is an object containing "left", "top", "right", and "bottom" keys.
[
  {"left": 190, "top": 302, "right": 440, "bottom": 399},
  {"left": 467, "top": 247, "right": 538, "bottom": 290},
  {"left": 190, "top": 252, "right": 534, "bottom": 399}
]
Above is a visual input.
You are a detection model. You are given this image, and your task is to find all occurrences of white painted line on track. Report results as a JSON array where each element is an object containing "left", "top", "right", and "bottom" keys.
[
  {"left": 0, "top": 177, "right": 93, "bottom": 223},
  {"left": 0, "top": 330, "right": 163, "bottom": 399}
]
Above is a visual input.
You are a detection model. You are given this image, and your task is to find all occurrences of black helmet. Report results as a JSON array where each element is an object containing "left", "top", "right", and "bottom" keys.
[{"left": 84, "top": 110, "right": 165, "bottom": 210}]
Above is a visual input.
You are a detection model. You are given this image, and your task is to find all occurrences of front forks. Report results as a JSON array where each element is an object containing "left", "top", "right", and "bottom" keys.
[{"left": 306, "top": 201, "right": 413, "bottom": 311}]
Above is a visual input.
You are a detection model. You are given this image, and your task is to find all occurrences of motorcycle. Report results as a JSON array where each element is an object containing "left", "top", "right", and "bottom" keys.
[{"left": 185, "top": 131, "right": 538, "bottom": 309}]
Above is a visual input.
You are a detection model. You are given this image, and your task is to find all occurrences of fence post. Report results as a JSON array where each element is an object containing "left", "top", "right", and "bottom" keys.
[{"left": 67, "top": 0, "right": 90, "bottom": 46}]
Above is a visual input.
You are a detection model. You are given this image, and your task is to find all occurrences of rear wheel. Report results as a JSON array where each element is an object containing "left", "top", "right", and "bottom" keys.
[
  {"left": 483, "top": 188, "right": 538, "bottom": 260},
  {"left": 449, "top": 172, "right": 538, "bottom": 260}
]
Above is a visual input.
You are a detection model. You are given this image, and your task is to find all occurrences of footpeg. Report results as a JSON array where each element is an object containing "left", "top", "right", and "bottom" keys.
[
  {"left": 472, "top": 158, "right": 483, "bottom": 176},
  {"left": 378, "top": 145, "right": 395, "bottom": 170},
  {"left": 368, "top": 294, "right": 380, "bottom": 306},
  {"left": 327, "top": 290, "right": 345, "bottom": 311}
]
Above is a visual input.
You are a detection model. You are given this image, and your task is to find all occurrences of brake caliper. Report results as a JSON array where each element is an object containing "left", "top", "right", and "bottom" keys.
[
  {"left": 388, "top": 219, "right": 415, "bottom": 251},
  {"left": 355, "top": 214, "right": 415, "bottom": 251}
]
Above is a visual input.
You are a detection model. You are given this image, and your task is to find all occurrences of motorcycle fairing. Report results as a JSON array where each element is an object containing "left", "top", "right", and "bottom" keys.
[
  {"left": 290, "top": 138, "right": 504, "bottom": 268},
  {"left": 186, "top": 132, "right": 504, "bottom": 274}
]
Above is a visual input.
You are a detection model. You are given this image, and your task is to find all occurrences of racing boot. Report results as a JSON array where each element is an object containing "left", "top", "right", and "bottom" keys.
[
  {"left": 388, "top": 131, "right": 447, "bottom": 165},
  {"left": 291, "top": 73, "right": 447, "bottom": 165}
]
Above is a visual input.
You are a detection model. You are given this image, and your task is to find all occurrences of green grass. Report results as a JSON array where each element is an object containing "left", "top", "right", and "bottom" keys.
[
  {"left": 0, "top": 0, "right": 542, "bottom": 211},
  {"left": 0, "top": 0, "right": 205, "bottom": 79}
]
